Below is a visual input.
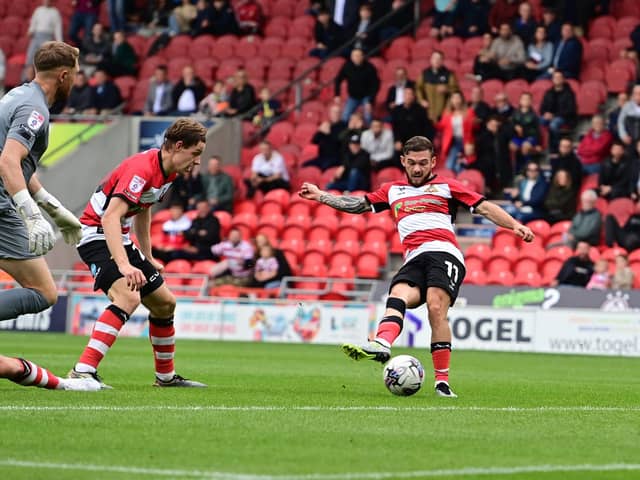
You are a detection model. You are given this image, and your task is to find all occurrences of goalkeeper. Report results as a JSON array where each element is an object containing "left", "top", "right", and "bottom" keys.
[{"left": 0, "top": 42, "right": 99, "bottom": 391}]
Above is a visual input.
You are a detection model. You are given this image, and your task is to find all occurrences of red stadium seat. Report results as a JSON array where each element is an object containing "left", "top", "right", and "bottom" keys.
[
  {"left": 164, "top": 35, "right": 192, "bottom": 58},
  {"left": 541, "top": 258, "right": 563, "bottom": 284},
  {"left": 257, "top": 213, "right": 285, "bottom": 233},
  {"left": 578, "top": 81, "right": 607, "bottom": 116},
  {"left": 465, "top": 243, "right": 491, "bottom": 263},
  {"left": 362, "top": 240, "right": 388, "bottom": 266},
  {"left": 384, "top": 36, "right": 414, "bottom": 61},
  {"left": 504, "top": 79, "right": 530, "bottom": 107},
  {"left": 307, "top": 225, "right": 332, "bottom": 242},
  {"left": 606, "top": 60, "right": 634, "bottom": 93},
  {"left": 364, "top": 228, "right": 388, "bottom": 244},
  {"left": 602, "top": 246, "right": 628, "bottom": 261},
  {"left": 366, "top": 213, "right": 396, "bottom": 239},
  {"left": 165, "top": 260, "right": 192, "bottom": 275},
  {"left": 487, "top": 257, "right": 512, "bottom": 274},
  {"left": 546, "top": 245, "right": 573, "bottom": 262},
  {"left": 526, "top": 219, "right": 551, "bottom": 243},
  {"left": 339, "top": 214, "right": 367, "bottom": 238},
  {"left": 486, "top": 270, "right": 515, "bottom": 286},
  {"left": 491, "top": 244, "right": 519, "bottom": 263},
  {"left": 191, "top": 260, "right": 217, "bottom": 275},
  {"left": 517, "top": 245, "right": 546, "bottom": 263},
  {"left": 465, "top": 257, "right": 484, "bottom": 272},
  {"left": 456, "top": 169, "right": 485, "bottom": 194},
  {"left": 375, "top": 167, "right": 405, "bottom": 186},
  {"left": 279, "top": 237, "right": 305, "bottom": 261},
  {"left": 481, "top": 80, "right": 504, "bottom": 107},
  {"left": 291, "top": 123, "right": 318, "bottom": 147},
  {"left": 515, "top": 258, "right": 539, "bottom": 275},
  {"left": 306, "top": 238, "right": 332, "bottom": 261},
  {"left": 356, "top": 253, "right": 381, "bottom": 279},
  {"left": 464, "top": 269, "right": 487, "bottom": 285},
  {"left": 439, "top": 37, "right": 462, "bottom": 62},
  {"left": 607, "top": 197, "right": 636, "bottom": 226},
  {"left": 411, "top": 38, "right": 437, "bottom": 61},
  {"left": 492, "top": 229, "right": 517, "bottom": 248},
  {"left": 262, "top": 188, "right": 291, "bottom": 209},
  {"left": 265, "top": 122, "right": 294, "bottom": 148},
  {"left": 589, "top": 15, "right": 615, "bottom": 39},
  {"left": 514, "top": 270, "right": 542, "bottom": 287}
]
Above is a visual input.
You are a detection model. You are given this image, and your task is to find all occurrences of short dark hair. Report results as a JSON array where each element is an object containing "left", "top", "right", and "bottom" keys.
[
  {"left": 163, "top": 118, "right": 207, "bottom": 149},
  {"left": 34, "top": 41, "right": 79, "bottom": 73},
  {"left": 157, "top": 65, "right": 168, "bottom": 72},
  {"left": 402, "top": 136, "right": 435, "bottom": 156}
]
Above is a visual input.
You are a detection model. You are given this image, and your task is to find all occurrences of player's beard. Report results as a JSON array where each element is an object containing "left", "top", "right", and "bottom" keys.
[
  {"left": 54, "top": 81, "right": 73, "bottom": 105},
  {"left": 406, "top": 170, "right": 431, "bottom": 188}
]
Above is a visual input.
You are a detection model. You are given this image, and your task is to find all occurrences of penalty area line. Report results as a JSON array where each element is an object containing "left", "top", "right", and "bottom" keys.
[
  {"left": 0, "top": 405, "right": 639, "bottom": 413},
  {"left": 1, "top": 459, "right": 639, "bottom": 479}
]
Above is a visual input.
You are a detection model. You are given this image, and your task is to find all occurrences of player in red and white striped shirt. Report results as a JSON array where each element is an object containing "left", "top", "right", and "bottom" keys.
[
  {"left": 68, "top": 118, "right": 208, "bottom": 389},
  {"left": 300, "top": 136, "right": 534, "bottom": 397}
]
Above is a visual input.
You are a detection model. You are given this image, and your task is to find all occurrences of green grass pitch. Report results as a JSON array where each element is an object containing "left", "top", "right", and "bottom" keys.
[{"left": 0, "top": 332, "right": 639, "bottom": 480}]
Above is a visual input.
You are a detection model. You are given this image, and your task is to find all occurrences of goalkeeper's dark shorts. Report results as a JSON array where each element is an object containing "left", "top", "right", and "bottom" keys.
[{"left": 77, "top": 240, "right": 164, "bottom": 297}]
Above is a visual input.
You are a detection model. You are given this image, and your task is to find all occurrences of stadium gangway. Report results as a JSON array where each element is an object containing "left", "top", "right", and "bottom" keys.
[{"left": 278, "top": 276, "right": 378, "bottom": 302}]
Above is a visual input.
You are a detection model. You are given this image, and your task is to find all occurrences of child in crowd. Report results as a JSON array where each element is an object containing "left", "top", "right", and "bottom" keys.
[
  {"left": 253, "top": 244, "right": 281, "bottom": 289},
  {"left": 611, "top": 254, "right": 634, "bottom": 290},
  {"left": 586, "top": 258, "right": 610, "bottom": 290}
]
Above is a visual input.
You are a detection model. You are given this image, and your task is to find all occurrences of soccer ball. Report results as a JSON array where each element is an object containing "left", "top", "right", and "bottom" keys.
[{"left": 382, "top": 355, "right": 425, "bottom": 396}]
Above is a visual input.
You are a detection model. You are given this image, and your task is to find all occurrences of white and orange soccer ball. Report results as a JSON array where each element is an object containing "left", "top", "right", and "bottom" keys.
[{"left": 382, "top": 355, "right": 425, "bottom": 396}]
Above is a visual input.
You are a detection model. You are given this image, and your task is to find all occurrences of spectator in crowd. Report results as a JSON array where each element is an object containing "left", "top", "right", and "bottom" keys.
[
  {"left": 598, "top": 141, "right": 634, "bottom": 200},
  {"left": 430, "top": 0, "right": 458, "bottom": 39},
  {"left": 199, "top": 80, "right": 229, "bottom": 117},
  {"left": 236, "top": 0, "right": 265, "bottom": 35},
  {"left": 201, "top": 156, "right": 234, "bottom": 212},
  {"left": 416, "top": 50, "right": 459, "bottom": 122},
  {"left": 540, "top": 7, "right": 561, "bottom": 44},
  {"left": 144, "top": 65, "right": 173, "bottom": 116},
  {"left": 330, "top": 0, "right": 361, "bottom": 33},
  {"left": 564, "top": 189, "right": 602, "bottom": 247},
  {"left": 168, "top": 0, "right": 198, "bottom": 36},
  {"left": 456, "top": 0, "right": 489, "bottom": 38},
  {"left": 170, "top": 199, "right": 221, "bottom": 261},
  {"left": 361, "top": 118, "right": 395, "bottom": 171},
  {"left": 436, "top": 91, "right": 476, "bottom": 172},
  {"left": 489, "top": 0, "right": 522, "bottom": 34},
  {"left": 617, "top": 85, "right": 640, "bottom": 148},
  {"left": 504, "top": 160, "right": 548, "bottom": 223},
  {"left": 391, "top": 87, "right": 434, "bottom": 152},
  {"left": 473, "top": 32, "right": 500, "bottom": 81},
  {"left": 191, "top": 0, "right": 215, "bottom": 36},
  {"left": 210, "top": 0, "right": 239, "bottom": 36},
  {"left": 609, "top": 91, "right": 628, "bottom": 140},
  {"left": 306, "top": 104, "right": 347, "bottom": 171},
  {"left": 473, "top": 32, "right": 504, "bottom": 81},
  {"left": 252, "top": 87, "right": 281, "bottom": 129},
  {"left": 586, "top": 259, "right": 611, "bottom": 290},
  {"left": 103, "top": 31, "right": 137, "bottom": 78},
  {"left": 493, "top": 91, "right": 514, "bottom": 122},
  {"left": 89, "top": 69, "right": 122, "bottom": 114},
  {"left": 81, "top": 23, "right": 111, "bottom": 70},
  {"left": 544, "top": 169, "right": 577, "bottom": 224},
  {"left": 611, "top": 254, "right": 634, "bottom": 290},
  {"left": 252, "top": 234, "right": 291, "bottom": 287},
  {"left": 252, "top": 244, "right": 286, "bottom": 289},
  {"left": 310, "top": 8, "right": 342, "bottom": 59},
  {"left": 63, "top": 70, "right": 94, "bottom": 114},
  {"left": 385, "top": 67, "right": 414, "bottom": 114},
  {"left": 226, "top": 70, "right": 256, "bottom": 116},
  {"left": 472, "top": 115, "right": 512, "bottom": 192},
  {"left": 246, "top": 141, "right": 290, "bottom": 198},
  {"left": 351, "top": 3, "right": 377, "bottom": 53},
  {"left": 540, "top": 70, "right": 577, "bottom": 152},
  {"left": 106, "top": 0, "right": 126, "bottom": 32},
  {"left": 171, "top": 65, "right": 206, "bottom": 115},
  {"left": 469, "top": 86, "right": 491, "bottom": 125},
  {"left": 326, "top": 134, "right": 371, "bottom": 192},
  {"left": 512, "top": 2, "right": 536, "bottom": 46},
  {"left": 547, "top": 23, "right": 582, "bottom": 79},
  {"left": 334, "top": 48, "right": 380, "bottom": 125},
  {"left": 604, "top": 200, "right": 640, "bottom": 251},
  {"left": 170, "top": 168, "right": 203, "bottom": 210},
  {"left": 25, "top": 0, "right": 63, "bottom": 79},
  {"left": 510, "top": 92, "right": 540, "bottom": 174},
  {"left": 577, "top": 114, "right": 613, "bottom": 175},
  {"left": 69, "top": 0, "right": 100, "bottom": 47},
  {"left": 377, "top": 0, "right": 413, "bottom": 41},
  {"left": 523, "top": 26, "right": 554, "bottom": 82},
  {"left": 151, "top": 202, "right": 193, "bottom": 263},
  {"left": 551, "top": 241, "right": 595, "bottom": 288},
  {"left": 552, "top": 138, "right": 583, "bottom": 191},
  {"left": 338, "top": 111, "right": 365, "bottom": 155},
  {"left": 143, "top": 0, "right": 173, "bottom": 34},
  {"left": 210, "top": 228, "right": 255, "bottom": 286},
  {"left": 488, "top": 23, "right": 526, "bottom": 81}
]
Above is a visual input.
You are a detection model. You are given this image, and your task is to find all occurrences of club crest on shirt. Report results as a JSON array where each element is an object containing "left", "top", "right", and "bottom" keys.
[
  {"left": 27, "top": 110, "right": 45, "bottom": 131},
  {"left": 128, "top": 175, "right": 146, "bottom": 194},
  {"left": 423, "top": 184, "right": 439, "bottom": 194}
]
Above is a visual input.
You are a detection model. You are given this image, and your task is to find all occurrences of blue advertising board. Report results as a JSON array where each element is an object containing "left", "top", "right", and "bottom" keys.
[{"left": 139, "top": 119, "right": 215, "bottom": 150}]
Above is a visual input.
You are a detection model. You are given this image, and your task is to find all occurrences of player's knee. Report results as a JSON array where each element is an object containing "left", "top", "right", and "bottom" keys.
[
  {"left": 150, "top": 294, "right": 176, "bottom": 319},
  {"left": 111, "top": 291, "right": 141, "bottom": 315},
  {"left": 0, "top": 356, "right": 22, "bottom": 378},
  {"left": 40, "top": 286, "right": 58, "bottom": 307},
  {"left": 426, "top": 294, "right": 447, "bottom": 320}
]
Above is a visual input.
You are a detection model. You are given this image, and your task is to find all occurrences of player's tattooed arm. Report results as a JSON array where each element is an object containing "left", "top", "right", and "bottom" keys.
[{"left": 319, "top": 193, "right": 370, "bottom": 214}]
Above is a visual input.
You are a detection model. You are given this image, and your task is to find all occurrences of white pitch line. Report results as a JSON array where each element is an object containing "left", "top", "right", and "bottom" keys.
[
  {"left": 0, "top": 459, "right": 639, "bottom": 479},
  {"left": 0, "top": 405, "right": 639, "bottom": 413}
]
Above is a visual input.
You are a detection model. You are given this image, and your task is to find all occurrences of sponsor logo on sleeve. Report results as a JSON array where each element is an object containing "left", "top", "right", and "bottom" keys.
[
  {"left": 127, "top": 175, "right": 146, "bottom": 194},
  {"left": 27, "top": 110, "right": 45, "bottom": 131}
]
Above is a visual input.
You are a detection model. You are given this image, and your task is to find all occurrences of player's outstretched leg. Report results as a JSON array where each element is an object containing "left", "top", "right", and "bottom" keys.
[
  {"left": 342, "top": 296, "right": 408, "bottom": 363},
  {"left": 143, "top": 285, "right": 206, "bottom": 388},
  {"left": 1, "top": 356, "right": 101, "bottom": 391}
]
